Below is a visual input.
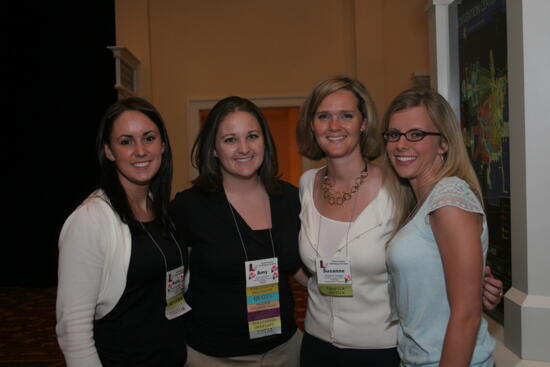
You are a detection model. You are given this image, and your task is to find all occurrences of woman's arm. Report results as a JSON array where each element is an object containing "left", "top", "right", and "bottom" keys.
[
  {"left": 56, "top": 207, "right": 105, "bottom": 367},
  {"left": 431, "top": 206, "right": 484, "bottom": 367},
  {"left": 293, "top": 267, "right": 309, "bottom": 287}
]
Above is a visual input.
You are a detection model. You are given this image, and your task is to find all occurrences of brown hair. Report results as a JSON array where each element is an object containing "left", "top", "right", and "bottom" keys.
[
  {"left": 97, "top": 97, "right": 174, "bottom": 230},
  {"left": 191, "top": 96, "right": 280, "bottom": 193}
]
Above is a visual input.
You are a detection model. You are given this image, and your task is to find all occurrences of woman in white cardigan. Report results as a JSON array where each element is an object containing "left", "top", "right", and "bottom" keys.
[
  {"left": 295, "top": 77, "right": 503, "bottom": 366},
  {"left": 56, "top": 97, "right": 188, "bottom": 367}
]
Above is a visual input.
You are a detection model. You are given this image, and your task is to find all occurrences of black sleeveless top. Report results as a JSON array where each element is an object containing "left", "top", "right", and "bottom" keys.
[{"left": 94, "top": 220, "right": 188, "bottom": 366}]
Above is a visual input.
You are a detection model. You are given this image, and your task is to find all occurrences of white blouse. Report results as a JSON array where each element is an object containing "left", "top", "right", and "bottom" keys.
[{"left": 298, "top": 168, "right": 397, "bottom": 349}]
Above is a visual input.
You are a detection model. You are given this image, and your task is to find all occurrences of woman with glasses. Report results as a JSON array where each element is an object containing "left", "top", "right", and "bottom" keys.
[
  {"left": 296, "top": 77, "right": 500, "bottom": 366},
  {"left": 384, "top": 88, "right": 495, "bottom": 366}
]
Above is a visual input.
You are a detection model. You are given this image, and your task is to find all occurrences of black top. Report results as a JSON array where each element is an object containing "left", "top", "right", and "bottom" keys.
[
  {"left": 94, "top": 220, "right": 188, "bottom": 367},
  {"left": 169, "top": 181, "right": 301, "bottom": 357}
]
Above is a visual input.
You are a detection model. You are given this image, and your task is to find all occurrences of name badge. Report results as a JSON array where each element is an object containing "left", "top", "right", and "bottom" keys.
[
  {"left": 316, "top": 257, "right": 353, "bottom": 297},
  {"left": 165, "top": 265, "right": 191, "bottom": 320},
  {"left": 245, "top": 257, "right": 282, "bottom": 339}
]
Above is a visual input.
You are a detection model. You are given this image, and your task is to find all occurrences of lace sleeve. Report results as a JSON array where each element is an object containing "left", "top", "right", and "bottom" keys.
[{"left": 425, "top": 177, "right": 484, "bottom": 223}]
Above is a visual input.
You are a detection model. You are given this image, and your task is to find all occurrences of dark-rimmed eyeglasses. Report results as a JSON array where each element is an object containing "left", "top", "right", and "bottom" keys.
[{"left": 383, "top": 129, "right": 442, "bottom": 142}]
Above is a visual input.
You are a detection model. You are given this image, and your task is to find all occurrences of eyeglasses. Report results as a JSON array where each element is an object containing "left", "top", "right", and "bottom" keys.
[{"left": 383, "top": 129, "right": 442, "bottom": 142}]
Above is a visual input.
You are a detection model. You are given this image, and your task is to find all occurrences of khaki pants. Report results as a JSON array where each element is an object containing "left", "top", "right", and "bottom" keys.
[{"left": 185, "top": 330, "right": 302, "bottom": 367}]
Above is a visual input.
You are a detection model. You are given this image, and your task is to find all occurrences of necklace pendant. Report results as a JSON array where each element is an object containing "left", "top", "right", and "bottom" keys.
[{"left": 321, "top": 160, "right": 370, "bottom": 207}]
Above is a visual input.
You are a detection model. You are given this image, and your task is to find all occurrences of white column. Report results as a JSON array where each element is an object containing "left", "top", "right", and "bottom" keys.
[
  {"left": 426, "top": 0, "right": 461, "bottom": 117},
  {"left": 428, "top": 0, "right": 550, "bottom": 364},
  {"left": 504, "top": 0, "right": 550, "bottom": 363},
  {"left": 426, "top": 0, "right": 453, "bottom": 99}
]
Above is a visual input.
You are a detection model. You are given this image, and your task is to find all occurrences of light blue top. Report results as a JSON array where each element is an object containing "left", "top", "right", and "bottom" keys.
[{"left": 387, "top": 177, "right": 495, "bottom": 366}]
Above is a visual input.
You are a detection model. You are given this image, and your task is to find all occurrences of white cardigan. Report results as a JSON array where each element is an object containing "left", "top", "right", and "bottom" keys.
[
  {"left": 298, "top": 168, "right": 397, "bottom": 349},
  {"left": 56, "top": 190, "right": 132, "bottom": 367}
]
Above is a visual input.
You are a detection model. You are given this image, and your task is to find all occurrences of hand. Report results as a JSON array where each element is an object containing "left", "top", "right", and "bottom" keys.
[
  {"left": 482, "top": 266, "right": 504, "bottom": 310},
  {"left": 293, "top": 268, "right": 310, "bottom": 287}
]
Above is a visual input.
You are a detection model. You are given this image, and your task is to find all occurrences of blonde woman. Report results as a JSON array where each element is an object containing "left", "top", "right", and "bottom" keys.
[
  {"left": 384, "top": 88, "right": 495, "bottom": 366},
  {"left": 296, "top": 77, "right": 502, "bottom": 366}
]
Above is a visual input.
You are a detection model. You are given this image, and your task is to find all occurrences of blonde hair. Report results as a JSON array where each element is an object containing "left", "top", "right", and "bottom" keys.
[
  {"left": 382, "top": 88, "right": 483, "bottom": 233},
  {"left": 296, "top": 76, "right": 383, "bottom": 161}
]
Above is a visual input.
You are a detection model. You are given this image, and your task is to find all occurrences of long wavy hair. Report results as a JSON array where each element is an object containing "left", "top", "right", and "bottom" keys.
[{"left": 382, "top": 87, "right": 482, "bottom": 233}]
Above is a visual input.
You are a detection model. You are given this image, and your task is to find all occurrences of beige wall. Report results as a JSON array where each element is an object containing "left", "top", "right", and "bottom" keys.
[{"left": 115, "top": 0, "right": 429, "bottom": 192}]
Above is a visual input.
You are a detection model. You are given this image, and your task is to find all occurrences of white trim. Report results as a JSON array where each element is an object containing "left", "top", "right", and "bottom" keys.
[
  {"left": 426, "top": 1, "right": 451, "bottom": 98},
  {"left": 425, "top": 0, "right": 461, "bottom": 117},
  {"left": 487, "top": 307, "right": 550, "bottom": 366},
  {"left": 506, "top": 0, "right": 550, "bottom": 362},
  {"left": 107, "top": 46, "right": 140, "bottom": 98}
]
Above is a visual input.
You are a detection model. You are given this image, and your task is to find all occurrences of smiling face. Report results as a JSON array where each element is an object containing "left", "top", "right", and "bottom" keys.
[
  {"left": 312, "top": 89, "right": 366, "bottom": 160},
  {"left": 104, "top": 110, "right": 164, "bottom": 193},
  {"left": 386, "top": 105, "right": 448, "bottom": 193},
  {"left": 214, "top": 111, "right": 265, "bottom": 182}
]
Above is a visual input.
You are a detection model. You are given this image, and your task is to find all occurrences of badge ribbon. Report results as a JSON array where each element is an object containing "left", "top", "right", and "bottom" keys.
[
  {"left": 245, "top": 257, "right": 282, "bottom": 339},
  {"left": 316, "top": 257, "right": 353, "bottom": 297}
]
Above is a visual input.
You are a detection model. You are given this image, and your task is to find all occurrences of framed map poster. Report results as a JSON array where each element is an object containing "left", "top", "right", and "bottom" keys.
[{"left": 457, "top": 0, "right": 510, "bottom": 322}]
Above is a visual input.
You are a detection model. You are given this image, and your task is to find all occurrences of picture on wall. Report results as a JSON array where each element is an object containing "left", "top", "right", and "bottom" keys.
[{"left": 458, "top": 0, "right": 510, "bottom": 322}]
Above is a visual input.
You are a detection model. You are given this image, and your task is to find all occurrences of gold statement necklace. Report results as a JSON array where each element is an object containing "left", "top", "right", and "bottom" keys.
[{"left": 321, "top": 160, "right": 369, "bottom": 206}]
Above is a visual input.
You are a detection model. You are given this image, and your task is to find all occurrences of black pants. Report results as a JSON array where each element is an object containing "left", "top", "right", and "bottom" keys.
[{"left": 300, "top": 331, "right": 400, "bottom": 367}]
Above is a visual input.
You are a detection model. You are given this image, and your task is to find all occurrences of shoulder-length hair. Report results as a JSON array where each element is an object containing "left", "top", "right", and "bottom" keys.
[
  {"left": 97, "top": 97, "right": 174, "bottom": 230},
  {"left": 191, "top": 96, "right": 280, "bottom": 193},
  {"left": 382, "top": 87, "right": 483, "bottom": 233},
  {"left": 296, "top": 76, "right": 382, "bottom": 161}
]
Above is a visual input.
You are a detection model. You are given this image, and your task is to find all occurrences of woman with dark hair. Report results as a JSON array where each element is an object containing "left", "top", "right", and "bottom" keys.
[
  {"left": 170, "top": 96, "right": 306, "bottom": 367},
  {"left": 56, "top": 97, "right": 188, "bottom": 367}
]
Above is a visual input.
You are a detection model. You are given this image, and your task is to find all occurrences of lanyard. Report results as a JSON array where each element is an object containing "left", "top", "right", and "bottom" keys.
[
  {"left": 315, "top": 187, "right": 359, "bottom": 258},
  {"left": 139, "top": 221, "right": 185, "bottom": 273},
  {"left": 226, "top": 193, "right": 276, "bottom": 261},
  {"left": 226, "top": 190, "right": 282, "bottom": 340}
]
